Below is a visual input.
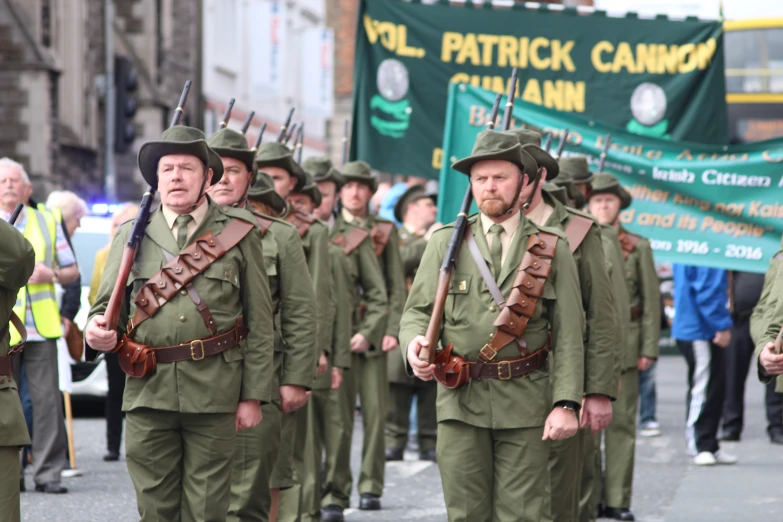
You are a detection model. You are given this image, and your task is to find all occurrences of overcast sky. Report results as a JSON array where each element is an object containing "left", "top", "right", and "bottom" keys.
[{"left": 593, "top": 0, "right": 783, "bottom": 20}]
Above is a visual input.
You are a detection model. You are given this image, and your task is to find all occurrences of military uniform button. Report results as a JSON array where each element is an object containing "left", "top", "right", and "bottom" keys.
[
  {"left": 180, "top": 290, "right": 187, "bottom": 296},
  {"left": 179, "top": 316, "right": 187, "bottom": 322},
  {"left": 490, "top": 305, "right": 497, "bottom": 312}
]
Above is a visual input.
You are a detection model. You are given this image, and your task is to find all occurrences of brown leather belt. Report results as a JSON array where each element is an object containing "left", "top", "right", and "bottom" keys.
[
  {"left": 152, "top": 324, "right": 248, "bottom": 363},
  {"left": 631, "top": 307, "right": 643, "bottom": 322},
  {"left": 0, "top": 356, "right": 13, "bottom": 376},
  {"left": 470, "top": 349, "right": 548, "bottom": 381}
]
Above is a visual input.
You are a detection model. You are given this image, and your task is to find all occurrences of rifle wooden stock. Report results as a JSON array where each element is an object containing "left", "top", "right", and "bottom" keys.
[
  {"left": 420, "top": 269, "right": 451, "bottom": 363},
  {"left": 597, "top": 134, "right": 612, "bottom": 172},
  {"left": 252, "top": 123, "right": 267, "bottom": 151},
  {"left": 277, "top": 108, "right": 295, "bottom": 142},
  {"left": 9, "top": 202, "right": 23, "bottom": 224},
  {"left": 218, "top": 98, "right": 235, "bottom": 129},
  {"left": 240, "top": 111, "right": 255, "bottom": 135},
  {"left": 555, "top": 129, "right": 569, "bottom": 160},
  {"left": 104, "top": 82, "right": 191, "bottom": 333}
]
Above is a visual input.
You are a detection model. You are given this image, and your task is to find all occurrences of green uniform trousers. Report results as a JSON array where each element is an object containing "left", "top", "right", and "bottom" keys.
[
  {"left": 602, "top": 370, "right": 639, "bottom": 509},
  {"left": 545, "top": 428, "right": 583, "bottom": 522},
  {"left": 278, "top": 406, "right": 309, "bottom": 522},
  {"left": 385, "top": 380, "right": 438, "bottom": 452},
  {"left": 227, "top": 401, "right": 282, "bottom": 522},
  {"left": 125, "top": 408, "right": 236, "bottom": 522},
  {"left": 270, "top": 410, "right": 298, "bottom": 490},
  {"left": 0, "top": 447, "right": 21, "bottom": 522},
  {"left": 437, "top": 420, "right": 550, "bottom": 522},
  {"left": 321, "top": 373, "right": 356, "bottom": 509},
  {"left": 579, "top": 430, "right": 600, "bottom": 522},
  {"left": 326, "top": 353, "right": 388, "bottom": 506}
]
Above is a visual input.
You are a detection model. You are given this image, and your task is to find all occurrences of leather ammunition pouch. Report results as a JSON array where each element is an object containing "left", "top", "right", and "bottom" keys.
[
  {"left": 331, "top": 227, "right": 370, "bottom": 256},
  {"left": 618, "top": 231, "right": 640, "bottom": 259},
  {"left": 370, "top": 222, "right": 394, "bottom": 256},
  {"left": 286, "top": 210, "right": 316, "bottom": 238},
  {"left": 0, "top": 312, "right": 27, "bottom": 376}
]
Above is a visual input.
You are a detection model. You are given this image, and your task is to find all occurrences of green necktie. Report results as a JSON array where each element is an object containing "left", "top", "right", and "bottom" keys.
[
  {"left": 176, "top": 215, "right": 193, "bottom": 250},
  {"left": 489, "top": 223, "right": 503, "bottom": 280}
]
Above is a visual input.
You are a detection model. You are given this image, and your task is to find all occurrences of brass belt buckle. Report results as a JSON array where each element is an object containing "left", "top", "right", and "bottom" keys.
[
  {"left": 498, "top": 360, "right": 512, "bottom": 381},
  {"left": 479, "top": 344, "right": 497, "bottom": 362},
  {"left": 190, "top": 340, "right": 205, "bottom": 361}
]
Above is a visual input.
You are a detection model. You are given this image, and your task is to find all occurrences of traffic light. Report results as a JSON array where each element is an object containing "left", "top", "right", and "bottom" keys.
[{"left": 114, "top": 55, "right": 138, "bottom": 153}]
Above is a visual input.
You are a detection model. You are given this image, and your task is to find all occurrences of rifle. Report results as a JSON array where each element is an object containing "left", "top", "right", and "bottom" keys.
[
  {"left": 295, "top": 123, "right": 305, "bottom": 163},
  {"left": 554, "top": 129, "right": 570, "bottom": 161},
  {"left": 284, "top": 123, "right": 298, "bottom": 146},
  {"left": 276, "top": 108, "right": 295, "bottom": 142},
  {"left": 240, "top": 111, "right": 255, "bottom": 135},
  {"left": 542, "top": 133, "right": 553, "bottom": 153},
  {"left": 251, "top": 123, "right": 267, "bottom": 153},
  {"left": 341, "top": 120, "right": 349, "bottom": 167},
  {"left": 8, "top": 202, "right": 23, "bottom": 225},
  {"left": 419, "top": 71, "right": 516, "bottom": 364},
  {"left": 597, "top": 134, "right": 612, "bottom": 172},
  {"left": 103, "top": 81, "right": 192, "bottom": 332},
  {"left": 218, "top": 98, "right": 235, "bottom": 130}
]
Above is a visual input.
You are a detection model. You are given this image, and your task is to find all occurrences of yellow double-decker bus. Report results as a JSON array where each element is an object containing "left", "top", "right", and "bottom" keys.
[{"left": 725, "top": 18, "right": 783, "bottom": 143}]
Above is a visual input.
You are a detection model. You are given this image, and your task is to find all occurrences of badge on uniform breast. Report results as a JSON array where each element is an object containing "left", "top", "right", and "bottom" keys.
[{"left": 459, "top": 280, "right": 467, "bottom": 291}]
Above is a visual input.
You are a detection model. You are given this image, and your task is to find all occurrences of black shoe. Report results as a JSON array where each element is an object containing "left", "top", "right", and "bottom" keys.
[
  {"left": 770, "top": 430, "right": 783, "bottom": 445},
  {"left": 34, "top": 481, "right": 68, "bottom": 494},
  {"left": 103, "top": 451, "right": 120, "bottom": 462},
  {"left": 603, "top": 507, "right": 635, "bottom": 521},
  {"left": 359, "top": 493, "right": 381, "bottom": 511},
  {"left": 385, "top": 447, "right": 404, "bottom": 461},
  {"left": 719, "top": 432, "right": 740, "bottom": 442},
  {"left": 20, "top": 477, "right": 25, "bottom": 493},
  {"left": 419, "top": 448, "right": 437, "bottom": 462},
  {"left": 320, "top": 504, "right": 344, "bottom": 522}
]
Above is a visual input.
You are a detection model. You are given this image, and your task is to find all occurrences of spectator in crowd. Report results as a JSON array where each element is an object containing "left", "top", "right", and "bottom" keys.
[
  {"left": 672, "top": 265, "right": 736, "bottom": 466},
  {"left": 88, "top": 203, "right": 139, "bottom": 462},
  {"left": 378, "top": 175, "right": 429, "bottom": 225}
]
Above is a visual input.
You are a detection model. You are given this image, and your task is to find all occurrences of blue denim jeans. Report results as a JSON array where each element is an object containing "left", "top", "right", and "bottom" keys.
[{"left": 638, "top": 362, "right": 657, "bottom": 425}]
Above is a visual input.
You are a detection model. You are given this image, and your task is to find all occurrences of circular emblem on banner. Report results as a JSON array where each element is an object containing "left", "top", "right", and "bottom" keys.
[
  {"left": 630, "top": 83, "right": 667, "bottom": 126},
  {"left": 377, "top": 59, "right": 409, "bottom": 102}
]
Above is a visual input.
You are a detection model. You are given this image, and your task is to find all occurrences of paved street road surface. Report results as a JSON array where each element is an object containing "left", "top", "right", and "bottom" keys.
[{"left": 22, "top": 356, "right": 783, "bottom": 521}]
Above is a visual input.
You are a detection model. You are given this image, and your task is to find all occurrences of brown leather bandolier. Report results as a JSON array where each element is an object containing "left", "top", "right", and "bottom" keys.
[
  {"left": 618, "top": 231, "right": 640, "bottom": 259},
  {"left": 331, "top": 227, "right": 370, "bottom": 256},
  {"left": 631, "top": 307, "right": 643, "bottom": 322},
  {"left": 564, "top": 213, "right": 594, "bottom": 254},
  {"left": 433, "top": 231, "right": 559, "bottom": 389},
  {"left": 370, "top": 221, "right": 394, "bottom": 256},
  {"left": 254, "top": 215, "right": 274, "bottom": 237},
  {"left": 0, "top": 312, "right": 27, "bottom": 376},
  {"left": 114, "top": 218, "right": 254, "bottom": 378},
  {"left": 286, "top": 210, "right": 315, "bottom": 238}
]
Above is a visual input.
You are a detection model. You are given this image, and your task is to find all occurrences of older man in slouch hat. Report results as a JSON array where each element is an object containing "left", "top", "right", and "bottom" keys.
[{"left": 86, "top": 126, "right": 275, "bottom": 522}]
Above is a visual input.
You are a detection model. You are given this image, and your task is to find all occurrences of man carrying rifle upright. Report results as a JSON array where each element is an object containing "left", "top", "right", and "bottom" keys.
[
  {"left": 401, "top": 129, "right": 585, "bottom": 522},
  {"left": 86, "top": 125, "right": 275, "bottom": 522}
]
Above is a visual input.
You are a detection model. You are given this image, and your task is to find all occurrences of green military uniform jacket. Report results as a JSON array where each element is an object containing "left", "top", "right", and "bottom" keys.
[
  {"left": 389, "top": 225, "right": 429, "bottom": 385},
  {"left": 252, "top": 210, "right": 317, "bottom": 396},
  {"left": 600, "top": 225, "right": 631, "bottom": 380},
  {"left": 0, "top": 219, "right": 35, "bottom": 447},
  {"left": 541, "top": 191, "right": 617, "bottom": 399},
  {"left": 399, "top": 214, "right": 585, "bottom": 430},
  {"left": 328, "top": 217, "right": 388, "bottom": 351},
  {"left": 619, "top": 226, "right": 660, "bottom": 367},
  {"left": 753, "top": 237, "right": 783, "bottom": 390},
  {"left": 89, "top": 200, "right": 275, "bottom": 413}
]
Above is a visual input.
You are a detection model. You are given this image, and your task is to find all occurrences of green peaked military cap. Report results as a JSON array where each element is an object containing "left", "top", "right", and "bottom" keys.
[
  {"left": 254, "top": 142, "right": 307, "bottom": 189},
  {"left": 341, "top": 160, "right": 378, "bottom": 193},
  {"left": 394, "top": 184, "right": 437, "bottom": 223},
  {"left": 207, "top": 128, "right": 258, "bottom": 184},
  {"left": 138, "top": 126, "right": 224, "bottom": 188},
  {"left": 506, "top": 128, "right": 559, "bottom": 180},
  {"left": 589, "top": 172, "right": 632, "bottom": 210},
  {"left": 293, "top": 170, "right": 323, "bottom": 208},
  {"left": 451, "top": 129, "right": 538, "bottom": 177},
  {"left": 303, "top": 156, "right": 346, "bottom": 190},
  {"left": 247, "top": 170, "right": 287, "bottom": 215},
  {"left": 561, "top": 156, "right": 594, "bottom": 185}
]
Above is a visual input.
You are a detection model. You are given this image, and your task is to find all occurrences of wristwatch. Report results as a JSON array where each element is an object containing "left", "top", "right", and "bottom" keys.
[{"left": 555, "top": 400, "right": 580, "bottom": 413}]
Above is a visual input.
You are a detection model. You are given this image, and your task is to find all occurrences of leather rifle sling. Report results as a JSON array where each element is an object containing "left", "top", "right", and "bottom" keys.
[
  {"left": 160, "top": 248, "right": 218, "bottom": 335},
  {"left": 618, "top": 231, "right": 641, "bottom": 259},
  {"left": 564, "top": 214, "right": 594, "bottom": 254},
  {"left": 0, "top": 311, "right": 28, "bottom": 354}
]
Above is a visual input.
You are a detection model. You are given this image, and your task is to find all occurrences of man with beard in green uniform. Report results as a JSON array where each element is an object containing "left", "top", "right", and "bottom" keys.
[
  {"left": 315, "top": 162, "right": 389, "bottom": 522},
  {"left": 86, "top": 126, "right": 275, "bottom": 522},
  {"left": 588, "top": 173, "right": 660, "bottom": 522},
  {"left": 332, "top": 160, "right": 406, "bottom": 512},
  {"left": 205, "top": 128, "right": 316, "bottom": 522},
  {"left": 0, "top": 219, "right": 35, "bottom": 522},
  {"left": 385, "top": 184, "right": 439, "bottom": 462},
  {"left": 510, "top": 133, "right": 617, "bottom": 522}
]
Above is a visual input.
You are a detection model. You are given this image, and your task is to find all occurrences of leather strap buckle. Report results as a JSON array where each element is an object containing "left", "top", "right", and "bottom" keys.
[
  {"left": 190, "top": 340, "right": 205, "bottom": 361},
  {"left": 498, "top": 360, "right": 512, "bottom": 381},
  {"left": 479, "top": 344, "right": 497, "bottom": 362}
]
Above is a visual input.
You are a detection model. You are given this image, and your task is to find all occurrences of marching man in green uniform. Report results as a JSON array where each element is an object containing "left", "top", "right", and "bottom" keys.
[
  {"left": 205, "top": 127, "right": 317, "bottom": 522},
  {"left": 403, "top": 130, "right": 585, "bottom": 522},
  {"left": 316, "top": 162, "right": 389, "bottom": 522},
  {"left": 0, "top": 218, "right": 35, "bottom": 522},
  {"left": 755, "top": 234, "right": 783, "bottom": 391},
  {"left": 386, "top": 184, "right": 440, "bottom": 462},
  {"left": 332, "top": 160, "right": 406, "bottom": 512},
  {"left": 511, "top": 132, "right": 618, "bottom": 522},
  {"left": 587, "top": 173, "right": 660, "bottom": 522},
  {"left": 86, "top": 126, "right": 276, "bottom": 522}
]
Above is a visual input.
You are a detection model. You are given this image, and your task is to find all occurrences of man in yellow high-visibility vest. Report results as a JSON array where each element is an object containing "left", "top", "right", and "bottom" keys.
[{"left": 0, "top": 158, "right": 79, "bottom": 494}]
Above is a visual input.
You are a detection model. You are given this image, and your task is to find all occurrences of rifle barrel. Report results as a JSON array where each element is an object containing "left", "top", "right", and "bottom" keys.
[
  {"left": 277, "top": 108, "right": 295, "bottom": 142},
  {"left": 295, "top": 123, "right": 305, "bottom": 163},
  {"left": 341, "top": 120, "right": 350, "bottom": 167},
  {"left": 597, "top": 134, "right": 612, "bottom": 172},
  {"left": 252, "top": 123, "right": 267, "bottom": 152},
  {"left": 240, "top": 111, "right": 255, "bottom": 135},
  {"left": 501, "top": 68, "right": 519, "bottom": 130},
  {"left": 555, "top": 129, "right": 570, "bottom": 161},
  {"left": 218, "top": 98, "right": 235, "bottom": 129},
  {"left": 542, "top": 133, "right": 553, "bottom": 153},
  {"left": 169, "top": 80, "right": 192, "bottom": 127},
  {"left": 284, "top": 123, "right": 298, "bottom": 146}
]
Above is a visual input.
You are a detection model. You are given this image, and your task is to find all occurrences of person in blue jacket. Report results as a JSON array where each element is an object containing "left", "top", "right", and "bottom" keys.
[{"left": 672, "top": 264, "right": 737, "bottom": 466}]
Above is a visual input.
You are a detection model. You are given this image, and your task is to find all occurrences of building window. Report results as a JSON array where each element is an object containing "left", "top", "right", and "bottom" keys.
[{"left": 213, "top": 0, "right": 239, "bottom": 73}]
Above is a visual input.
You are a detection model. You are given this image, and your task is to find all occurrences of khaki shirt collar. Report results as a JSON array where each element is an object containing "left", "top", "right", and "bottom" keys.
[
  {"left": 341, "top": 207, "right": 367, "bottom": 227},
  {"left": 480, "top": 210, "right": 521, "bottom": 238},
  {"left": 526, "top": 198, "right": 555, "bottom": 228},
  {"left": 161, "top": 198, "right": 209, "bottom": 230}
]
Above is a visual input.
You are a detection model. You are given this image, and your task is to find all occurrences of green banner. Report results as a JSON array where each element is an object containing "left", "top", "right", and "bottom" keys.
[
  {"left": 352, "top": 0, "right": 728, "bottom": 179},
  {"left": 439, "top": 84, "right": 783, "bottom": 273}
]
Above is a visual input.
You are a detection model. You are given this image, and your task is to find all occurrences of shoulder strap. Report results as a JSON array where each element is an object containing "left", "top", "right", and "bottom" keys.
[
  {"left": 159, "top": 248, "right": 218, "bottom": 335},
  {"left": 618, "top": 231, "right": 641, "bottom": 259},
  {"left": 2, "top": 312, "right": 27, "bottom": 355},
  {"left": 286, "top": 210, "right": 315, "bottom": 238},
  {"left": 370, "top": 222, "right": 394, "bottom": 256},
  {"left": 332, "top": 227, "right": 370, "bottom": 256},
  {"left": 564, "top": 214, "right": 594, "bottom": 254},
  {"left": 254, "top": 216, "right": 274, "bottom": 237},
  {"left": 465, "top": 230, "right": 505, "bottom": 307},
  {"left": 128, "top": 218, "right": 255, "bottom": 334}
]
